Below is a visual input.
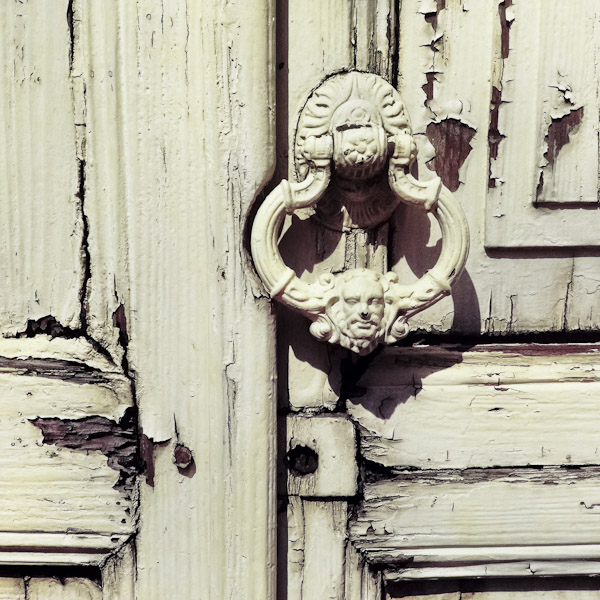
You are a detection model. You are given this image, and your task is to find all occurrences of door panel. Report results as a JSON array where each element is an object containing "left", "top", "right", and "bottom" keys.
[
  {"left": 277, "top": 2, "right": 600, "bottom": 598},
  {"left": 0, "top": 1, "right": 83, "bottom": 335}
]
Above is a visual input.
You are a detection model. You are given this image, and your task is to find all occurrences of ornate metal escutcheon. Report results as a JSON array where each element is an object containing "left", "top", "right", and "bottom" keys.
[{"left": 251, "top": 72, "right": 469, "bottom": 355}]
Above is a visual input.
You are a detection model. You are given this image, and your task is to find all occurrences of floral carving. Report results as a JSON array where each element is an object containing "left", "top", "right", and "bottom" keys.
[{"left": 251, "top": 72, "right": 469, "bottom": 355}]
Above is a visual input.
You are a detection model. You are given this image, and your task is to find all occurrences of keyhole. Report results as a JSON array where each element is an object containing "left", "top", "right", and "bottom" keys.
[{"left": 286, "top": 445, "right": 319, "bottom": 476}]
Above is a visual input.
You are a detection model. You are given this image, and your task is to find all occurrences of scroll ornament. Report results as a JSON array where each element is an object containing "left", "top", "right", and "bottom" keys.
[{"left": 251, "top": 72, "right": 469, "bottom": 355}]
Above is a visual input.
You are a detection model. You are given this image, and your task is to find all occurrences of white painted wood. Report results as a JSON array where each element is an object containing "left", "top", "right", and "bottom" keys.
[
  {"left": 74, "top": 0, "right": 280, "bottom": 597},
  {"left": 388, "top": 588, "right": 600, "bottom": 599},
  {"left": 76, "top": 0, "right": 137, "bottom": 365},
  {"left": 302, "top": 500, "right": 348, "bottom": 600},
  {"left": 287, "top": 496, "right": 306, "bottom": 600},
  {"left": 286, "top": 498, "right": 351, "bottom": 600},
  {"left": 486, "top": 0, "right": 600, "bottom": 246},
  {"left": 101, "top": 542, "right": 135, "bottom": 600},
  {"left": 388, "top": 561, "right": 600, "bottom": 581},
  {"left": 287, "top": 415, "right": 357, "bottom": 497},
  {"left": 0, "top": 579, "right": 24, "bottom": 600},
  {"left": 392, "top": 1, "right": 600, "bottom": 335},
  {"left": 14, "top": 1, "right": 600, "bottom": 597},
  {"left": 27, "top": 578, "right": 102, "bottom": 600},
  {"left": 352, "top": 0, "right": 396, "bottom": 80},
  {"left": 0, "top": 0, "right": 82, "bottom": 335},
  {"left": 282, "top": 1, "right": 400, "bottom": 408},
  {"left": 534, "top": 2, "right": 598, "bottom": 206},
  {"left": 348, "top": 344, "right": 600, "bottom": 469},
  {"left": 345, "top": 540, "right": 382, "bottom": 600},
  {"left": 0, "top": 338, "right": 133, "bottom": 565},
  {"left": 352, "top": 468, "right": 600, "bottom": 560}
]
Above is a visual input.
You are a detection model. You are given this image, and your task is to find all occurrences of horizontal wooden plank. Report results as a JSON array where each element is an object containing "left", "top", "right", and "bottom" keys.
[
  {"left": 0, "top": 379, "right": 132, "bottom": 535},
  {"left": 355, "top": 345, "right": 600, "bottom": 387},
  {"left": 0, "top": 338, "right": 133, "bottom": 560},
  {"left": 351, "top": 468, "right": 600, "bottom": 563},
  {"left": 0, "top": 579, "right": 24, "bottom": 600},
  {"left": 27, "top": 578, "right": 101, "bottom": 600},
  {"left": 386, "top": 561, "right": 600, "bottom": 582},
  {"left": 349, "top": 345, "right": 600, "bottom": 469}
]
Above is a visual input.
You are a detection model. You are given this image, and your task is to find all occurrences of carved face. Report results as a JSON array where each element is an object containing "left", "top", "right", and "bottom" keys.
[{"left": 340, "top": 275, "right": 385, "bottom": 339}]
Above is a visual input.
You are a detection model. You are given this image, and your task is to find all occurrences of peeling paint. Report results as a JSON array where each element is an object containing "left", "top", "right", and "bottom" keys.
[
  {"left": 499, "top": 0, "right": 514, "bottom": 60},
  {"left": 30, "top": 407, "right": 139, "bottom": 493},
  {"left": 422, "top": 0, "right": 446, "bottom": 31},
  {"left": 139, "top": 432, "right": 166, "bottom": 488},
  {"left": 426, "top": 118, "right": 476, "bottom": 191},
  {"left": 536, "top": 107, "right": 584, "bottom": 201},
  {"left": 488, "top": 86, "right": 505, "bottom": 188},
  {"left": 422, "top": 71, "right": 437, "bottom": 105},
  {"left": 543, "top": 107, "right": 584, "bottom": 166}
]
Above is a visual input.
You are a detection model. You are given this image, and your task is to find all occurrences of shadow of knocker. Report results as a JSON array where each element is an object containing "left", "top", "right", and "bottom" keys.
[{"left": 251, "top": 72, "right": 469, "bottom": 356}]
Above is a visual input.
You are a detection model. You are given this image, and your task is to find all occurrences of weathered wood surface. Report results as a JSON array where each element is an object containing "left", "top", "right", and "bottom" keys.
[
  {"left": 280, "top": 0, "right": 396, "bottom": 411},
  {"left": 287, "top": 415, "right": 357, "bottom": 497},
  {"left": 0, "top": 577, "right": 103, "bottom": 599},
  {"left": 486, "top": 0, "right": 600, "bottom": 243},
  {"left": 348, "top": 344, "right": 600, "bottom": 469},
  {"left": 352, "top": 467, "right": 600, "bottom": 561},
  {"left": 0, "top": 0, "right": 276, "bottom": 594},
  {"left": 0, "top": 338, "right": 132, "bottom": 565},
  {"left": 0, "top": 0, "right": 83, "bottom": 336},
  {"left": 9, "top": 0, "right": 600, "bottom": 597},
  {"left": 27, "top": 578, "right": 102, "bottom": 600},
  {"left": 391, "top": 0, "right": 600, "bottom": 335},
  {"left": 77, "top": 1, "right": 278, "bottom": 598},
  {"left": 0, "top": 578, "right": 24, "bottom": 600}
]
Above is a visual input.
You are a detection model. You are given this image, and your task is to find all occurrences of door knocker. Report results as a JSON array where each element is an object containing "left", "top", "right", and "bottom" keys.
[{"left": 251, "top": 72, "right": 469, "bottom": 355}]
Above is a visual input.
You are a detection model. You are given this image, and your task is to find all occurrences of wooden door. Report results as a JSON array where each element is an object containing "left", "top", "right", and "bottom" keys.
[
  {"left": 6, "top": 1, "right": 600, "bottom": 599},
  {"left": 271, "top": 1, "right": 600, "bottom": 598},
  {"left": 1, "top": 0, "right": 276, "bottom": 598}
]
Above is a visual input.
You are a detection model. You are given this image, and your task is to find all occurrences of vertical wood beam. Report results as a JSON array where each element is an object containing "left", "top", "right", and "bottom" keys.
[{"left": 81, "top": 0, "right": 276, "bottom": 597}]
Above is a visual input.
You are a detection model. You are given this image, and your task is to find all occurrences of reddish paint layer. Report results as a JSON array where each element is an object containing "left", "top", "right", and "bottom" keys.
[{"left": 426, "top": 118, "right": 476, "bottom": 192}]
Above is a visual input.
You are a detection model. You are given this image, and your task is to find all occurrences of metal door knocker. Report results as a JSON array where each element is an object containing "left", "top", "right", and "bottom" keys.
[{"left": 251, "top": 72, "right": 469, "bottom": 355}]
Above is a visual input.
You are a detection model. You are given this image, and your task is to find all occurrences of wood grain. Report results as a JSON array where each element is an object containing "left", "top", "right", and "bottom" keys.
[
  {"left": 349, "top": 344, "right": 600, "bottom": 469},
  {"left": 0, "top": 0, "right": 82, "bottom": 335},
  {"left": 352, "top": 467, "right": 600, "bottom": 561}
]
